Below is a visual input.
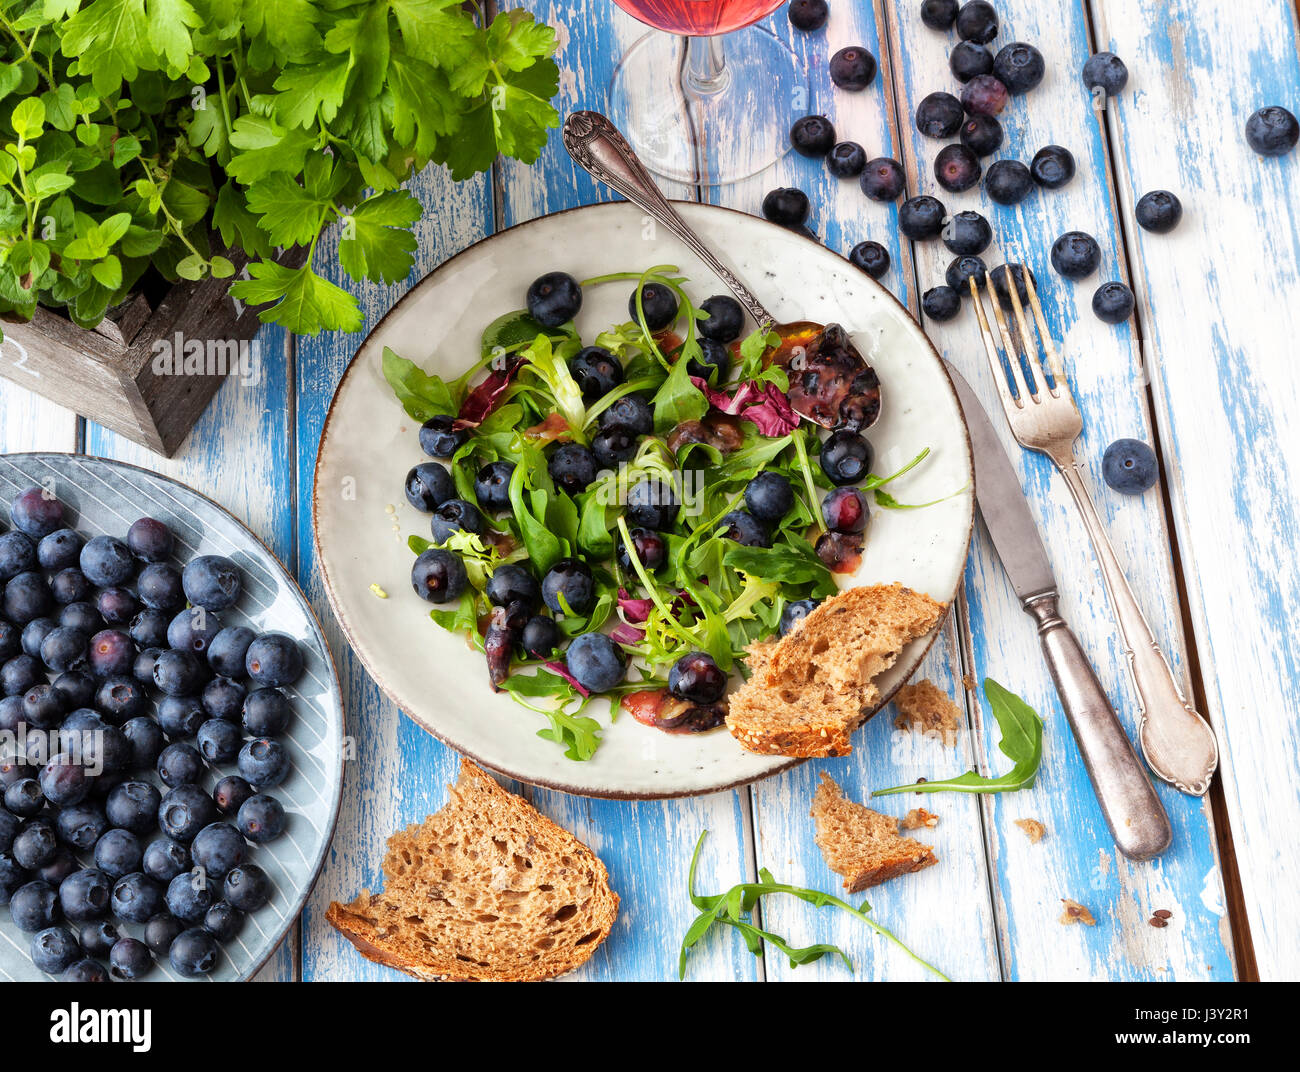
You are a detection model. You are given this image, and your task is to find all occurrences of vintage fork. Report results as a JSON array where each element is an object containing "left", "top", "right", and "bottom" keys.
[{"left": 968, "top": 271, "right": 1219, "bottom": 796}]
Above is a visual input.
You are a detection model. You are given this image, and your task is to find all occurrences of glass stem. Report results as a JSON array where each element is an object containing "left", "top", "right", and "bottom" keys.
[{"left": 681, "top": 34, "right": 729, "bottom": 97}]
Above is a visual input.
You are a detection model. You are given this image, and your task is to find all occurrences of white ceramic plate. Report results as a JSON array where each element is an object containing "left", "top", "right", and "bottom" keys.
[{"left": 313, "top": 202, "right": 973, "bottom": 799}]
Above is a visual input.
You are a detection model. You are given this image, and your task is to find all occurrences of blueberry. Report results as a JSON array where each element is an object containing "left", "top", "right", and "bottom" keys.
[
  {"left": 203, "top": 900, "right": 243, "bottom": 943},
  {"left": 615, "top": 527, "right": 667, "bottom": 573},
  {"left": 54, "top": 800, "right": 107, "bottom": 853},
  {"left": 915, "top": 91, "right": 964, "bottom": 137},
  {"left": 899, "top": 195, "right": 947, "bottom": 240},
  {"left": 719, "top": 510, "right": 769, "bottom": 547},
  {"left": 787, "top": 0, "right": 828, "bottom": 31},
  {"left": 411, "top": 549, "right": 468, "bottom": 605},
  {"left": 204, "top": 677, "right": 250, "bottom": 725},
  {"left": 922, "top": 285, "right": 962, "bottom": 322},
  {"left": 166, "top": 872, "right": 214, "bottom": 924},
  {"left": 58, "top": 869, "right": 111, "bottom": 922},
  {"left": 668, "top": 652, "right": 726, "bottom": 705},
  {"left": 920, "top": 0, "right": 959, "bottom": 30},
  {"left": 1051, "top": 231, "right": 1101, "bottom": 279},
  {"left": 779, "top": 598, "right": 819, "bottom": 637},
  {"left": 949, "top": 40, "right": 993, "bottom": 82},
  {"left": 990, "top": 263, "right": 1036, "bottom": 305},
  {"left": 61, "top": 958, "right": 109, "bottom": 982},
  {"left": 568, "top": 346, "right": 624, "bottom": 401},
  {"left": 519, "top": 616, "right": 561, "bottom": 660},
  {"left": 128, "top": 607, "right": 170, "bottom": 650},
  {"left": 486, "top": 564, "right": 541, "bottom": 612},
  {"left": 37, "top": 528, "right": 82, "bottom": 571},
  {"left": 848, "top": 241, "right": 891, "bottom": 280},
  {"left": 474, "top": 461, "right": 515, "bottom": 513},
  {"left": 934, "top": 144, "right": 981, "bottom": 192},
  {"left": 541, "top": 558, "right": 595, "bottom": 616},
  {"left": 236, "top": 794, "right": 286, "bottom": 845},
  {"left": 126, "top": 518, "right": 174, "bottom": 562},
  {"left": 859, "top": 158, "right": 906, "bottom": 201},
  {"left": 191, "top": 822, "right": 246, "bottom": 878},
  {"left": 95, "top": 676, "right": 147, "bottom": 723},
  {"left": 224, "top": 862, "right": 272, "bottom": 914},
  {"left": 14, "top": 820, "right": 58, "bottom": 869},
  {"left": 961, "top": 73, "right": 1008, "bottom": 116},
  {"left": 1082, "top": 51, "right": 1129, "bottom": 97},
  {"left": 142, "top": 837, "right": 191, "bottom": 883},
  {"left": 85, "top": 629, "right": 134, "bottom": 679},
  {"left": 213, "top": 776, "right": 255, "bottom": 817},
  {"left": 202, "top": 628, "right": 252, "bottom": 682},
  {"left": 158, "top": 785, "right": 217, "bottom": 842},
  {"left": 1246, "top": 106, "right": 1299, "bottom": 156},
  {"left": 80, "top": 919, "right": 120, "bottom": 958},
  {"left": 152, "top": 649, "right": 205, "bottom": 697},
  {"left": 31, "top": 925, "right": 80, "bottom": 973},
  {"left": 820, "top": 430, "right": 874, "bottom": 486},
  {"left": 955, "top": 0, "right": 997, "bottom": 43},
  {"left": 993, "top": 42, "right": 1045, "bottom": 94},
  {"left": 629, "top": 283, "right": 678, "bottom": 331},
  {"left": 156, "top": 695, "right": 206, "bottom": 738},
  {"left": 50, "top": 568, "right": 93, "bottom": 605},
  {"left": 1102, "top": 438, "right": 1158, "bottom": 494},
  {"left": 790, "top": 115, "right": 836, "bottom": 156},
  {"left": 1135, "top": 190, "right": 1182, "bottom": 234},
  {"left": 90, "top": 828, "right": 140, "bottom": 880},
  {"left": 627, "top": 478, "right": 679, "bottom": 531},
  {"left": 4, "top": 571, "right": 52, "bottom": 624},
  {"left": 35, "top": 848, "right": 74, "bottom": 888},
  {"left": 418, "top": 414, "right": 468, "bottom": 459},
  {"left": 20, "top": 618, "right": 55, "bottom": 662},
  {"left": 564, "top": 634, "right": 625, "bottom": 693},
  {"left": 80, "top": 535, "right": 134, "bottom": 588},
  {"left": 109, "top": 936, "right": 153, "bottom": 979},
  {"left": 157, "top": 742, "right": 203, "bottom": 789},
  {"left": 121, "top": 717, "right": 165, "bottom": 771},
  {"left": 829, "top": 48, "right": 876, "bottom": 91},
  {"left": 237, "top": 738, "right": 290, "bottom": 790},
  {"left": 1030, "top": 144, "right": 1076, "bottom": 188},
  {"left": 182, "top": 555, "right": 242, "bottom": 611},
  {"left": 946, "top": 255, "right": 987, "bottom": 294},
  {"left": 985, "top": 159, "right": 1033, "bottom": 204},
  {"left": 548, "top": 444, "right": 598, "bottom": 498},
  {"left": 245, "top": 633, "right": 304, "bottom": 687},
  {"left": 105, "top": 781, "right": 162, "bottom": 835},
  {"left": 0, "top": 531, "right": 37, "bottom": 580},
  {"left": 591, "top": 425, "right": 639, "bottom": 470},
  {"left": 761, "top": 187, "right": 810, "bottom": 227},
  {"left": 40, "top": 756, "right": 91, "bottom": 807},
  {"left": 23, "top": 683, "right": 65, "bottom": 730},
  {"left": 197, "top": 719, "right": 242, "bottom": 765},
  {"left": 598, "top": 395, "right": 655, "bottom": 436},
  {"left": 2, "top": 654, "right": 42, "bottom": 697},
  {"left": 404, "top": 462, "right": 456, "bottom": 512},
  {"left": 1092, "top": 281, "right": 1135, "bottom": 324},
  {"left": 10, "top": 487, "right": 65, "bottom": 539},
  {"left": 110, "top": 872, "right": 163, "bottom": 924},
  {"left": 525, "top": 271, "right": 582, "bottom": 328},
  {"left": 743, "top": 472, "right": 795, "bottom": 523},
  {"left": 430, "top": 499, "right": 486, "bottom": 544},
  {"left": 168, "top": 608, "right": 222, "bottom": 655},
  {"left": 137, "top": 562, "right": 184, "bottom": 611},
  {"left": 698, "top": 295, "right": 744, "bottom": 342},
  {"left": 686, "top": 338, "right": 731, "bottom": 384},
  {"left": 144, "top": 912, "right": 184, "bottom": 955}
]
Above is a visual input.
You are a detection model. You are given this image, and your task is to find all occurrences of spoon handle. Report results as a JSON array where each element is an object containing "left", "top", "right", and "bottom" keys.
[{"left": 562, "top": 111, "right": 776, "bottom": 330}]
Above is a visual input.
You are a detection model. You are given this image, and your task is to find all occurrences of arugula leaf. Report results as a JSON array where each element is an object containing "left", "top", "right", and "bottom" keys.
[
  {"left": 507, "top": 447, "right": 564, "bottom": 574},
  {"left": 873, "top": 678, "right": 1044, "bottom": 796},
  {"left": 722, "top": 542, "right": 836, "bottom": 592},
  {"left": 380, "top": 346, "right": 457, "bottom": 420}
]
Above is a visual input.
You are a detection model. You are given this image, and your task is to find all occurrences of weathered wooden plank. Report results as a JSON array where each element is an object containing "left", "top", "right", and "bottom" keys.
[
  {"left": 1092, "top": 0, "right": 1300, "bottom": 980},
  {"left": 882, "top": 0, "right": 1234, "bottom": 979},
  {"left": 0, "top": 377, "right": 78, "bottom": 453}
]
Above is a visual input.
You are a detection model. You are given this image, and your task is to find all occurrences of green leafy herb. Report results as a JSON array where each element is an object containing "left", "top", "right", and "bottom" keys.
[{"left": 873, "top": 678, "right": 1044, "bottom": 796}]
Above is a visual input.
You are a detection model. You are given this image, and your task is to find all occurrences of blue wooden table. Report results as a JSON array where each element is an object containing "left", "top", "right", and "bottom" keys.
[{"left": 3, "top": 0, "right": 1297, "bottom": 981}]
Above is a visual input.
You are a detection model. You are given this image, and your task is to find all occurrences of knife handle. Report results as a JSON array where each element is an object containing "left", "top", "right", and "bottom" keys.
[{"left": 1023, "top": 593, "right": 1172, "bottom": 861}]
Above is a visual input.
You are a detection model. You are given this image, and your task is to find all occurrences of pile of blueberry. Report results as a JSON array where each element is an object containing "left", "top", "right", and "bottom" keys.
[{"left": 0, "top": 487, "right": 301, "bottom": 980}]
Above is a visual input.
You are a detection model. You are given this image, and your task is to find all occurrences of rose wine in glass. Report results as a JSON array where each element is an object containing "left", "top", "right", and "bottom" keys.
[{"left": 605, "top": 0, "right": 806, "bottom": 185}]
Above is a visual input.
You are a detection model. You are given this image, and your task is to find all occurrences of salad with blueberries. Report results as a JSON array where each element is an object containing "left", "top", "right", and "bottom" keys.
[
  {"left": 385, "top": 266, "right": 948, "bottom": 762},
  {"left": 0, "top": 489, "right": 302, "bottom": 980}
]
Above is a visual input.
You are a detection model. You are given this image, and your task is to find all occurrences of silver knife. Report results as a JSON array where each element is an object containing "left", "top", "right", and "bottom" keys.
[{"left": 945, "top": 360, "right": 1172, "bottom": 861}]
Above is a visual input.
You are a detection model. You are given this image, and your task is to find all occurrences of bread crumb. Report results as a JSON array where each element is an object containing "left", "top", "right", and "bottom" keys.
[
  {"left": 901, "top": 808, "right": 940, "bottom": 830},
  {"left": 962, "top": 674, "right": 977, "bottom": 690},
  {"left": 893, "top": 679, "right": 961, "bottom": 746},
  {"left": 1014, "top": 818, "right": 1046, "bottom": 843},
  {"left": 1059, "top": 898, "right": 1096, "bottom": 926}
]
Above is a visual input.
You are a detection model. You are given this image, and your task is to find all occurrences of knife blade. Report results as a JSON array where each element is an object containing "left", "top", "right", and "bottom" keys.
[{"left": 943, "top": 360, "right": 1056, "bottom": 602}]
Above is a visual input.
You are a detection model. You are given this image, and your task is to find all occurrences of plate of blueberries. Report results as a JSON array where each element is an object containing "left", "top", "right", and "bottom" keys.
[{"left": 0, "top": 454, "right": 345, "bottom": 981}]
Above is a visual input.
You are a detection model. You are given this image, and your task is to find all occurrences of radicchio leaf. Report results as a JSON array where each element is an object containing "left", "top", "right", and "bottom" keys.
[
  {"left": 456, "top": 356, "right": 524, "bottom": 428},
  {"left": 692, "top": 377, "right": 800, "bottom": 437}
]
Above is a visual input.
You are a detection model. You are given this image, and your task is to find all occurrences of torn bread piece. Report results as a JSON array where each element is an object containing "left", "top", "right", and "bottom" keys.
[
  {"left": 810, "top": 773, "right": 938, "bottom": 892},
  {"left": 326, "top": 760, "right": 619, "bottom": 981},
  {"left": 1059, "top": 898, "right": 1096, "bottom": 926},
  {"left": 901, "top": 808, "right": 940, "bottom": 830},
  {"left": 1015, "top": 818, "right": 1047, "bottom": 844},
  {"left": 893, "top": 678, "right": 962, "bottom": 747}
]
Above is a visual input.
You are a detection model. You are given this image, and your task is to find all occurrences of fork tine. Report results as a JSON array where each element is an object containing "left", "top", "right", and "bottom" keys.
[
  {"left": 982, "top": 275, "right": 1035, "bottom": 403},
  {"left": 967, "top": 277, "right": 1022, "bottom": 412},
  {"left": 1001, "top": 268, "right": 1048, "bottom": 398},
  {"left": 1022, "top": 269, "right": 1069, "bottom": 391}
]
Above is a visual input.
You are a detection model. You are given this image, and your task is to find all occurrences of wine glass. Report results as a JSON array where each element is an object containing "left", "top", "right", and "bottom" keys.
[{"left": 606, "top": 0, "right": 808, "bottom": 185}]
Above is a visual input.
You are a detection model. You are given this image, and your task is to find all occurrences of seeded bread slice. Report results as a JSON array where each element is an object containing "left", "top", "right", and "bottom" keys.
[
  {"left": 726, "top": 583, "right": 946, "bottom": 758},
  {"left": 811, "top": 773, "right": 938, "bottom": 892},
  {"left": 325, "top": 760, "right": 618, "bottom": 982}
]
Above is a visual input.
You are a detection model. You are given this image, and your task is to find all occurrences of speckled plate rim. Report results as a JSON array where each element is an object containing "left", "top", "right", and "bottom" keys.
[
  {"left": 0, "top": 452, "right": 347, "bottom": 981},
  {"left": 312, "top": 200, "right": 974, "bottom": 800}
]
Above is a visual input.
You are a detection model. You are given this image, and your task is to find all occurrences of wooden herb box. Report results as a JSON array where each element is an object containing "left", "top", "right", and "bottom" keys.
[{"left": 0, "top": 246, "right": 304, "bottom": 457}]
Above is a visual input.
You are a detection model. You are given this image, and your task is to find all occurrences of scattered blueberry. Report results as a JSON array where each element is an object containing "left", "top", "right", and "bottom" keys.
[
  {"left": 10, "top": 487, "right": 65, "bottom": 540},
  {"left": 591, "top": 425, "right": 639, "bottom": 470},
  {"left": 404, "top": 463, "right": 456, "bottom": 512},
  {"left": 486, "top": 564, "right": 542, "bottom": 612},
  {"left": 128, "top": 607, "right": 170, "bottom": 649},
  {"left": 955, "top": 1, "right": 998, "bottom": 43},
  {"left": 564, "top": 633, "right": 625, "bottom": 693},
  {"left": 190, "top": 822, "right": 246, "bottom": 878},
  {"left": 686, "top": 338, "right": 732, "bottom": 384},
  {"left": 430, "top": 499, "right": 486, "bottom": 544},
  {"left": 4, "top": 572, "right": 52, "bottom": 624},
  {"left": 169, "top": 925, "right": 221, "bottom": 976},
  {"left": 718, "top": 510, "right": 769, "bottom": 547},
  {"left": 1030, "top": 144, "right": 1076, "bottom": 189},
  {"left": 1082, "top": 52, "right": 1129, "bottom": 97},
  {"left": 961, "top": 73, "right": 1008, "bottom": 116},
  {"left": 761, "top": 187, "right": 810, "bottom": 228},
  {"left": 827, "top": 141, "right": 868, "bottom": 179},
  {"left": 934, "top": 144, "right": 982, "bottom": 192},
  {"left": 80, "top": 536, "right": 135, "bottom": 588},
  {"left": 241, "top": 688, "right": 290, "bottom": 737},
  {"left": 203, "top": 901, "right": 243, "bottom": 944},
  {"left": 418, "top": 414, "right": 468, "bottom": 459},
  {"left": 985, "top": 159, "right": 1033, "bottom": 204},
  {"left": 829, "top": 47, "right": 876, "bottom": 91},
  {"left": 125, "top": 518, "right": 174, "bottom": 563},
  {"left": 821, "top": 487, "right": 871, "bottom": 533},
  {"left": 79, "top": 919, "right": 120, "bottom": 958},
  {"left": 1102, "top": 438, "right": 1158, "bottom": 494},
  {"left": 109, "top": 935, "right": 153, "bottom": 979},
  {"left": 37, "top": 529, "right": 82, "bottom": 572},
  {"left": 158, "top": 742, "right": 204, "bottom": 789},
  {"left": 993, "top": 42, "right": 1045, "bottom": 94},
  {"left": 779, "top": 598, "right": 820, "bottom": 637},
  {"left": 158, "top": 784, "right": 217, "bottom": 842},
  {"left": 1246, "top": 106, "right": 1299, "bottom": 156},
  {"left": 848, "top": 241, "right": 891, "bottom": 280},
  {"left": 1092, "top": 281, "right": 1135, "bottom": 324},
  {"left": 142, "top": 837, "right": 191, "bottom": 883},
  {"left": 155, "top": 694, "right": 206, "bottom": 738},
  {"left": 920, "top": 0, "right": 959, "bottom": 30},
  {"left": 411, "top": 549, "right": 468, "bottom": 604},
  {"left": 626, "top": 478, "right": 679, "bottom": 531},
  {"left": 915, "top": 91, "right": 965, "bottom": 137},
  {"left": 1135, "top": 190, "right": 1182, "bottom": 234},
  {"left": 698, "top": 295, "right": 745, "bottom": 343},
  {"left": 922, "top": 285, "right": 962, "bottom": 322},
  {"left": 152, "top": 649, "right": 206, "bottom": 697},
  {"left": 526, "top": 272, "right": 582, "bottom": 328},
  {"left": 519, "top": 615, "right": 561, "bottom": 659},
  {"left": 743, "top": 472, "right": 795, "bottom": 523},
  {"left": 1050, "top": 231, "right": 1102, "bottom": 279},
  {"left": 13, "top": 820, "right": 58, "bottom": 869},
  {"left": 213, "top": 776, "right": 256, "bottom": 817},
  {"left": 859, "top": 158, "right": 906, "bottom": 202},
  {"left": 0, "top": 531, "right": 36, "bottom": 580},
  {"left": 946, "top": 254, "right": 987, "bottom": 294},
  {"left": 61, "top": 957, "right": 109, "bottom": 982},
  {"left": 790, "top": 115, "right": 836, "bottom": 157},
  {"left": 110, "top": 873, "right": 163, "bottom": 924},
  {"left": 144, "top": 912, "right": 184, "bottom": 955},
  {"left": 223, "top": 862, "right": 271, "bottom": 913},
  {"left": 787, "top": 0, "right": 828, "bottom": 32},
  {"left": 122, "top": 717, "right": 165, "bottom": 771},
  {"left": 820, "top": 430, "right": 874, "bottom": 485},
  {"left": 30, "top": 925, "right": 81, "bottom": 974},
  {"left": 39, "top": 756, "right": 90, "bottom": 808},
  {"left": 990, "top": 263, "right": 1036, "bottom": 305},
  {"left": 58, "top": 869, "right": 111, "bottom": 923},
  {"left": 106, "top": 781, "right": 162, "bottom": 835},
  {"left": 949, "top": 40, "right": 993, "bottom": 82},
  {"left": 942, "top": 210, "right": 992, "bottom": 256},
  {"left": 616, "top": 527, "right": 666, "bottom": 574},
  {"left": 49, "top": 568, "right": 92, "bottom": 605}
]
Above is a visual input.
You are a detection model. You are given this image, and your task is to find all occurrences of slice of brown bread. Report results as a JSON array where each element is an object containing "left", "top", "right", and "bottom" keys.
[
  {"left": 810, "top": 773, "right": 938, "bottom": 892},
  {"left": 726, "top": 583, "right": 946, "bottom": 757},
  {"left": 325, "top": 760, "right": 618, "bottom": 981}
]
